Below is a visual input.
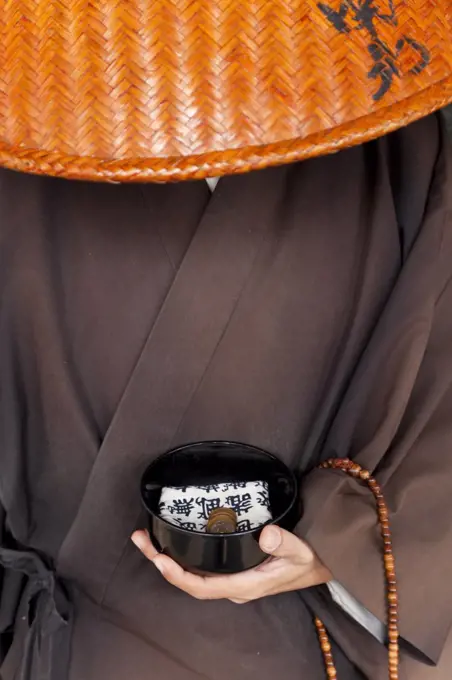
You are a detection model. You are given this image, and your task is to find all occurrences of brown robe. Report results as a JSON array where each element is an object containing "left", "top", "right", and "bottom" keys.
[{"left": 0, "top": 113, "right": 451, "bottom": 680}]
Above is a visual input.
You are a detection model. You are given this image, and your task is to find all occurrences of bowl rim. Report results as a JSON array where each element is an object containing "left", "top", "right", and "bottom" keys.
[{"left": 140, "top": 440, "right": 298, "bottom": 538}]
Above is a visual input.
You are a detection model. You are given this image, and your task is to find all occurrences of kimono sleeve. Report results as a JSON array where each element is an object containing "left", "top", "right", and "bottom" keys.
[{"left": 296, "top": 120, "right": 452, "bottom": 667}]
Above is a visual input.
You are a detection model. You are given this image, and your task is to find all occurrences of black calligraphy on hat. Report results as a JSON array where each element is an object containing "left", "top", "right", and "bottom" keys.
[{"left": 318, "top": 0, "right": 430, "bottom": 101}]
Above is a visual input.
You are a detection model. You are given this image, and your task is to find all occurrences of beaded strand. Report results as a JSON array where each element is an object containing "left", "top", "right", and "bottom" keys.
[{"left": 315, "top": 458, "right": 399, "bottom": 680}]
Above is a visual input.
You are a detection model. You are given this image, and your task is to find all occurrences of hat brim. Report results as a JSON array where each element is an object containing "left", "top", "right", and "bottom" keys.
[
  {"left": 1, "top": 0, "right": 451, "bottom": 182},
  {"left": 1, "top": 76, "right": 450, "bottom": 183}
]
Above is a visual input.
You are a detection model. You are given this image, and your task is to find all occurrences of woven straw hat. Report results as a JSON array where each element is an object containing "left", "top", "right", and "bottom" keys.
[{"left": 1, "top": 0, "right": 451, "bottom": 182}]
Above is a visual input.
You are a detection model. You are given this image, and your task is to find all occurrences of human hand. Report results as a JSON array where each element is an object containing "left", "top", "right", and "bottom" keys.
[{"left": 131, "top": 525, "right": 332, "bottom": 603}]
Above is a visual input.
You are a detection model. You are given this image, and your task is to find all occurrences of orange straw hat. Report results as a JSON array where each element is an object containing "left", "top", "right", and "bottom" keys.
[{"left": 1, "top": 0, "right": 451, "bottom": 182}]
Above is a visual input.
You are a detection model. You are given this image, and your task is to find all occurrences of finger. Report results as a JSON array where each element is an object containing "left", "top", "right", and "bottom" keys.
[
  {"left": 131, "top": 530, "right": 160, "bottom": 561},
  {"left": 259, "top": 526, "right": 314, "bottom": 563},
  {"left": 131, "top": 532, "right": 188, "bottom": 584},
  {"left": 228, "top": 598, "right": 249, "bottom": 604},
  {"left": 159, "top": 558, "right": 281, "bottom": 600},
  {"left": 160, "top": 555, "right": 262, "bottom": 600},
  {"left": 151, "top": 558, "right": 236, "bottom": 599}
]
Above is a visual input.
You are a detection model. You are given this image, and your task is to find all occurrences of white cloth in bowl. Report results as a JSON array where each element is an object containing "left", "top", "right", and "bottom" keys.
[{"left": 159, "top": 481, "right": 272, "bottom": 532}]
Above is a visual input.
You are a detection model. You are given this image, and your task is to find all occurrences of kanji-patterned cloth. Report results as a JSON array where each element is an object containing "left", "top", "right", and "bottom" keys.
[{"left": 159, "top": 481, "right": 272, "bottom": 532}]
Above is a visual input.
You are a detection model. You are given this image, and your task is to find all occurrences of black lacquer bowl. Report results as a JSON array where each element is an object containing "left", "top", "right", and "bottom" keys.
[{"left": 140, "top": 441, "right": 299, "bottom": 574}]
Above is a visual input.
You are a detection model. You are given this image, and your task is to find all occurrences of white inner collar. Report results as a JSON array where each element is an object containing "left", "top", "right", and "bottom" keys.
[{"left": 205, "top": 177, "right": 220, "bottom": 192}]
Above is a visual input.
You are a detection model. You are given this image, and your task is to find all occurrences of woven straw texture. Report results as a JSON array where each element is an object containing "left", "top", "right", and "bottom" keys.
[{"left": 0, "top": 0, "right": 451, "bottom": 182}]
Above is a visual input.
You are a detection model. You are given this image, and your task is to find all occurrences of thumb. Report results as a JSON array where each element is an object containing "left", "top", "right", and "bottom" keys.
[{"left": 259, "top": 525, "right": 314, "bottom": 562}]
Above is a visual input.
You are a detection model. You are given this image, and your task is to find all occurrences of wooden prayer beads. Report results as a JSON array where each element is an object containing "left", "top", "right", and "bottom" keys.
[{"left": 315, "top": 459, "right": 399, "bottom": 680}]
